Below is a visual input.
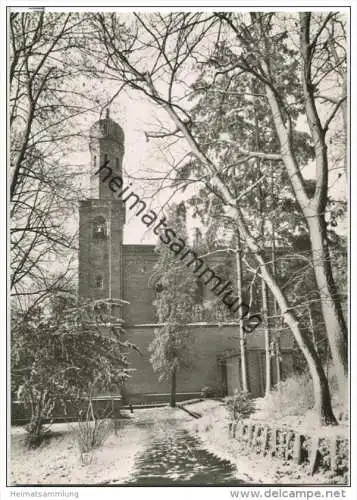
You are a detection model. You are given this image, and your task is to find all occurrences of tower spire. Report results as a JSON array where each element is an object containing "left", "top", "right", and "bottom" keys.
[{"left": 89, "top": 111, "right": 124, "bottom": 198}]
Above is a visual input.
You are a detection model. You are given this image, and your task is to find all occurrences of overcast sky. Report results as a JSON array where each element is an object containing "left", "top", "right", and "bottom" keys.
[
  {"left": 71, "top": 94, "right": 347, "bottom": 245},
  {"left": 63, "top": 11, "right": 347, "bottom": 246}
]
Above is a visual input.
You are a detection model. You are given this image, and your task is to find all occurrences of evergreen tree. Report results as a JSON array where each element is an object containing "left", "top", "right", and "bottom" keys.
[{"left": 149, "top": 202, "right": 198, "bottom": 407}]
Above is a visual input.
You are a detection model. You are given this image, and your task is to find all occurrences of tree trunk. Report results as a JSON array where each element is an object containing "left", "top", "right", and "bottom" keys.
[
  {"left": 234, "top": 211, "right": 337, "bottom": 424},
  {"left": 275, "top": 339, "right": 281, "bottom": 386},
  {"left": 298, "top": 14, "right": 348, "bottom": 399},
  {"left": 287, "top": 315, "right": 336, "bottom": 425},
  {"left": 170, "top": 368, "right": 177, "bottom": 407},
  {"left": 270, "top": 177, "right": 281, "bottom": 388},
  {"left": 236, "top": 232, "right": 248, "bottom": 392},
  {"left": 251, "top": 243, "right": 336, "bottom": 425},
  {"left": 258, "top": 17, "right": 348, "bottom": 402},
  {"left": 307, "top": 214, "right": 348, "bottom": 400},
  {"left": 261, "top": 279, "right": 271, "bottom": 395},
  {"left": 342, "top": 73, "right": 348, "bottom": 175},
  {"left": 308, "top": 304, "right": 318, "bottom": 352}
]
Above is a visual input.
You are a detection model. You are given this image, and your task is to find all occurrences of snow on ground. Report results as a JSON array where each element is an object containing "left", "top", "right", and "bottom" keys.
[
  {"left": 185, "top": 400, "right": 348, "bottom": 485},
  {"left": 11, "top": 420, "right": 143, "bottom": 485},
  {"left": 251, "top": 397, "right": 349, "bottom": 438},
  {"left": 10, "top": 402, "right": 348, "bottom": 486},
  {"left": 10, "top": 407, "right": 188, "bottom": 485}
]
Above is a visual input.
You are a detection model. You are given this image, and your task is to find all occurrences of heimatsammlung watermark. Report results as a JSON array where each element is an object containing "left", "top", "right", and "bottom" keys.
[{"left": 95, "top": 161, "right": 262, "bottom": 333}]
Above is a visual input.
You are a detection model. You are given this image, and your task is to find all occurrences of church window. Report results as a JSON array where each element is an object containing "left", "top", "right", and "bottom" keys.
[
  {"left": 104, "top": 153, "right": 108, "bottom": 165},
  {"left": 193, "top": 304, "right": 203, "bottom": 321},
  {"left": 116, "top": 157, "right": 119, "bottom": 170},
  {"left": 95, "top": 275, "right": 104, "bottom": 289},
  {"left": 93, "top": 155, "right": 97, "bottom": 167},
  {"left": 195, "top": 279, "right": 204, "bottom": 304},
  {"left": 92, "top": 216, "right": 107, "bottom": 240}
]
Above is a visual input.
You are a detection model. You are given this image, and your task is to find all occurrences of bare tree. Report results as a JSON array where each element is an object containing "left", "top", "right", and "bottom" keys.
[
  {"left": 89, "top": 11, "right": 349, "bottom": 424},
  {"left": 10, "top": 12, "right": 96, "bottom": 309},
  {"left": 235, "top": 231, "right": 249, "bottom": 393}
]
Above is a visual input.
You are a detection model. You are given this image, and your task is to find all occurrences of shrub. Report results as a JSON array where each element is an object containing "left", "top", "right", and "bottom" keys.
[
  {"left": 24, "top": 418, "right": 53, "bottom": 449},
  {"left": 12, "top": 296, "right": 133, "bottom": 447},
  {"left": 74, "top": 400, "right": 112, "bottom": 464},
  {"left": 76, "top": 418, "right": 112, "bottom": 452},
  {"left": 18, "top": 383, "right": 56, "bottom": 448},
  {"left": 225, "top": 390, "right": 255, "bottom": 422},
  {"left": 260, "top": 373, "right": 315, "bottom": 420}
]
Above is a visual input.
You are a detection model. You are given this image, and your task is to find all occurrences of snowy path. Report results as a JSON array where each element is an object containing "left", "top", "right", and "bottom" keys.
[
  {"left": 11, "top": 406, "right": 245, "bottom": 486},
  {"left": 118, "top": 414, "right": 244, "bottom": 486}
]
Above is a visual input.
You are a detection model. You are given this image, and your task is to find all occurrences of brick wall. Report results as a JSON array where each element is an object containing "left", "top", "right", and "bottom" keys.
[
  {"left": 123, "top": 245, "right": 157, "bottom": 324},
  {"left": 125, "top": 325, "right": 239, "bottom": 396},
  {"left": 125, "top": 324, "right": 294, "bottom": 398},
  {"left": 122, "top": 245, "right": 268, "bottom": 324},
  {"left": 80, "top": 237, "right": 294, "bottom": 399},
  {"left": 78, "top": 199, "right": 125, "bottom": 300}
]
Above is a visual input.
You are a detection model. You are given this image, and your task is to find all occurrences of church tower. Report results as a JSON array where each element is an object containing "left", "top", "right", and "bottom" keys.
[{"left": 78, "top": 110, "right": 126, "bottom": 303}]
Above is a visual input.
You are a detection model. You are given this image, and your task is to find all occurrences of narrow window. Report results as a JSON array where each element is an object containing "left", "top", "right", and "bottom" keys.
[
  {"left": 95, "top": 275, "right": 104, "bottom": 289},
  {"left": 193, "top": 304, "right": 203, "bottom": 321},
  {"left": 104, "top": 153, "right": 108, "bottom": 165},
  {"left": 195, "top": 279, "right": 204, "bottom": 304},
  {"left": 93, "top": 155, "right": 97, "bottom": 168},
  {"left": 92, "top": 216, "right": 107, "bottom": 240},
  {"left": 116, "top": 157, "right": 119, "bottom": 170}
]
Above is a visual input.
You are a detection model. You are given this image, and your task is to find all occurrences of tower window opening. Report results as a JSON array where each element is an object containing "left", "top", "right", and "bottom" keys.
[
  {"left": 195, "top": 279, "right": 204, "bottom": 304},
  {"left": 92, "top": 216, "right": 107, "bottom": 240},
  {"left": 116, "top": 157, "right": 119, "bottom": 170},
  {"left": 104, "top": 153, "right": 108, "bottom": 165},
  {"left": 93, "top": 155, "right": 97, "bottom": 168},
  {"left": 95, "top": 275, "right": 104, "bottom": 289}
]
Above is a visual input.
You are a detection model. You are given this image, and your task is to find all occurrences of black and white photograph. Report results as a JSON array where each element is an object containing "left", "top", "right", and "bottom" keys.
[{"left": 3, "top": 1, "right": 355, "bottom": 496}]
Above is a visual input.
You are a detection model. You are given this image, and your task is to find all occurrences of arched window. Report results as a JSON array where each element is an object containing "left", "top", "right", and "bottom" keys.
[
  {"left": 195, "top": 279, "right": 204, "bottom": 304},
  {"left": 95, "top": 275, "right": 104, "bottom": 289},
  {"left": 193, "top": 304, "right": 203, "bottom": 321},
  {"left": 92, "top": 216, "right": 107, "bottom": 240}
]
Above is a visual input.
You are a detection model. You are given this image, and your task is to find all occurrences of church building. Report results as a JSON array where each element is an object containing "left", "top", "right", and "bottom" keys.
[{"left": 78, "top": 112, "right": 295, "bottom": 403}]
